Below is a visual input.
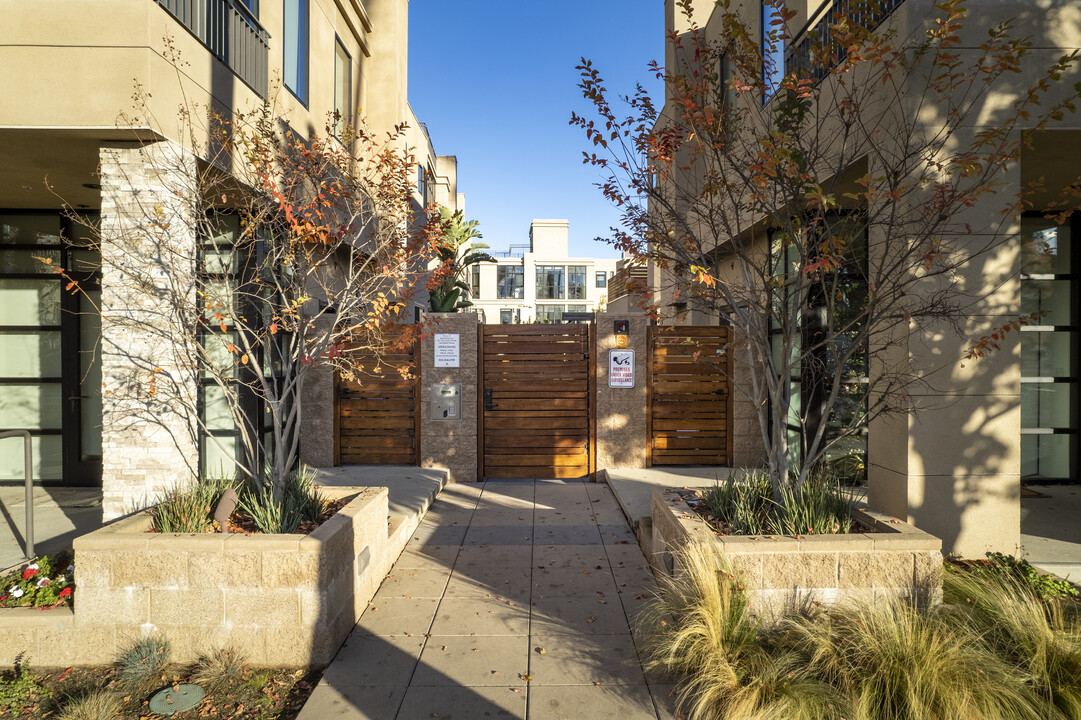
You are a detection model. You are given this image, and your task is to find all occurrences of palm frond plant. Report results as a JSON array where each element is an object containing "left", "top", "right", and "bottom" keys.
[{"left": 428, "top": 207, "right": 494, "bottom": 312}]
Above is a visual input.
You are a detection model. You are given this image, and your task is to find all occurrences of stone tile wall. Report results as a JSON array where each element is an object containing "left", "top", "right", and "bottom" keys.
[{"left": 98, "top": 140, "right": 201, "bottom": 520}]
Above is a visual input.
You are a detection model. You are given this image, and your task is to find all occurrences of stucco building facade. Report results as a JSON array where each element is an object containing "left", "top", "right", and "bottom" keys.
[
  {"left": 646, "top": 0, "right": 1081, "bottom": 556},
  {"left": 0, "top": 0, "right": 457, "bottom": 518}
]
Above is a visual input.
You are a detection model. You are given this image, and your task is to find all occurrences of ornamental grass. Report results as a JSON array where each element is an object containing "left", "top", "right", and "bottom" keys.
[{"left": 643, "top": 543, "right": 1081, "bottom": 720}]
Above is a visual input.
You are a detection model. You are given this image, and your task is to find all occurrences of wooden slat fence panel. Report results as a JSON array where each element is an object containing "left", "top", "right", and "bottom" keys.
[
  {"left": 481, "top": 325, "right": 593, "bottom": 479},
  {"left": 648, "top": 326, "right": 733, "bottom": 466},
  {"left": 336, "top": 339, "right": 419, "bottom": 465}
]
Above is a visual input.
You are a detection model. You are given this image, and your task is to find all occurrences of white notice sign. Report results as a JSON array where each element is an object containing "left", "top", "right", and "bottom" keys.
[
  {"left": 434, "top": 333, "right": 460, "bottom": 368},
  {"left": 609, "top": 349, "right": 635, "bottom": 388}
]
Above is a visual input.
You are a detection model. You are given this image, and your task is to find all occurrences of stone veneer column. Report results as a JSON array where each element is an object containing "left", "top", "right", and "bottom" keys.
[
  {"left": 98, "top": 140, "right": 201, "bottom": 519},
  {"left": 595, "top": 313, "right": 649, "bottom": 469},
  {"left": 419, "top": 313, "right": 479, "bottom": 482}
]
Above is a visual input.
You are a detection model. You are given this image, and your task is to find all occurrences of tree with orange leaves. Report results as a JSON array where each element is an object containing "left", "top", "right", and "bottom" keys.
[{"left": 574, "top": 0, "right": 1081, "bottom": 496}]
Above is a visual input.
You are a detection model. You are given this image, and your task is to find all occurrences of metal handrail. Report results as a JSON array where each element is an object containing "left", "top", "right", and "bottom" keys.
[
  {"left": 154, "top": 0, "right": 271, "bottom": 98},
  {"left": 0, "top": 430, "right": 34, "bottom": 560},
  {"left": 784, "top": 0, "right": 904, "bottom": 79}
]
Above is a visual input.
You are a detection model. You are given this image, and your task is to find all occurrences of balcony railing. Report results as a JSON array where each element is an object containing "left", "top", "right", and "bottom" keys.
[
  {"left": 156, "top": 0, "right": 270, "bottom": 98},
  {"left": 608, "top": 266, "right": 648, "bottom": 305},
  {"left": 492, "top": 244, "right": 532, "bottom": 259},
  {"left": 785, "top": 0, "right": 903, "bottom": 80}
]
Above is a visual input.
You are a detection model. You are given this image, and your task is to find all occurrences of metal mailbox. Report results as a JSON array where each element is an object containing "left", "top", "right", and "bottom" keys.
[{"left": 430, "top": 383, "right": 461, "bottom": 421}]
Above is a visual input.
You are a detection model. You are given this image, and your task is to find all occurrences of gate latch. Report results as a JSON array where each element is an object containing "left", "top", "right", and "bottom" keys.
[{"left": 484, "top": 387, "right": 496, "bottom": 410}]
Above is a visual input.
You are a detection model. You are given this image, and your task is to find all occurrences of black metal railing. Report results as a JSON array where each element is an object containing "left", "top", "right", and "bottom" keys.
[
  {"left": 785, "top": 0, "right": 904, "bottom": 80},
  {"left": 155, "top": 0, "right": 270, "bottom": 97}
]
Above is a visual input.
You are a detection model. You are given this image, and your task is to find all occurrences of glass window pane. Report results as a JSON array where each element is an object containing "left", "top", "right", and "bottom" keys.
[
  {"left": 201, "top": 250, "right": 236, "bottom": 275},
  {"left": 0, "top": 383, "right": 62, "bottom": 429},
  {"left": 0, "top": 433, "right": 62, "bottom": 481},
  {"left": 0, "top": 215, "right": 62, "bottom": 245},
  {"left": 201, "top": 333, "right": 238, "bottom": 379},
  {"left": 202, "top": 435, "right": 239, "bottom": 478},
  {"left": 567, "top": 266, "right": 586, "bottom": 300},
  {"left": 1021, "top": 381, "right": 1075, "bottom": 429},
  {"left": 1022, "top": 434, "right": 1072, "bottom": 479},
  {"left": 0, "top": 249, "right": 61, "bottom": 274},
  {"left": 202, "top": 384, "right": 237, "bottom": 431},
  {"left": 202, "top": 279, "right": 235, "bottom": 321},
  {"left": 536, "top": 266, "right": 565, "bottom": 300},
  {"left": 0, "top": 331, "right": 62, "bottom": 377},
  {"left": 1021, "top": 219, "right": 1071, "bottom": 274},
  {"left": 1021, "top": 280, "right": 1073, "bottom": 326},
  {"left": 283, "top": 0, "right": 309, "bottom": 103},
  {"left": 536, "top": 305, "right": 564, "bottom": 322},
  {"left": 1021, "top": 331, "right": 1074, "bottom": 377},
  {"left": 497, "top": 266, "right": 523, "bottom": 299},
  {"left": 0, "top": 280, "right": 61, "bottom": 326}
]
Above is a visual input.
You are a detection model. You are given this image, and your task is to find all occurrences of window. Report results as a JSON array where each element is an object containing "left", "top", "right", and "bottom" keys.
[
  {"left": 240, "top": 0, "right": 257, "bottom": 15},
  {"left": 497, "top": 266, "right": 523, "bottom": 299},
  {"left": 595, "top": 271, "right": 607, "bottom": 289},
  {"left": 761, "top": 3, "right": 785, "bottom": 101},
  {"left": 470, "top": 265, "right": 481, "bottom": 298},
  {"left": 333, "top": 38, "right": 350, "bottom": 134},
  {"left": 417, "top": 166, "right": 428, "bottom": 206},
  {"left": 769, "top": 217, "right": 868, "bottom": 477},
  {"left": 535, "top": 305, "right": 564, "bottom": 323},
  {"left": 567, "top": 266, "right": 587, "bottom": 300},
  {"left": 284, "top": 0, "right": 308, "bottom": 104},
  {"left": 536, "top": 266, "right": 565, "bottom": 300},
  {"left": 198, "top": 215, "right": 286, "bottom": 480},
  {"left": 1020, "top": 215, "right": 1078, "bottom": 480},
  {"left": 500, "top": 309, "right": 519, "bottom": 324}
]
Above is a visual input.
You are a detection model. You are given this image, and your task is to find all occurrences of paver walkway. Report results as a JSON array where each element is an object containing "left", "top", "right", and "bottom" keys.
[{"left": 298, "top": 479, "right": 679, "bottom": 720}]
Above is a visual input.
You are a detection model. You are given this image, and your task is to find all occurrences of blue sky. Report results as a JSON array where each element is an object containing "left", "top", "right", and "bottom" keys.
[{"left": 408, "top": 1, "right": 664, "bottom": 259}]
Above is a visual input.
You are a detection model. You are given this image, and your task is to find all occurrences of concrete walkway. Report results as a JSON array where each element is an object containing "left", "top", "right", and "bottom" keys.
[{"left": 298, "top": 479, "right": 678, "bottom": 720}]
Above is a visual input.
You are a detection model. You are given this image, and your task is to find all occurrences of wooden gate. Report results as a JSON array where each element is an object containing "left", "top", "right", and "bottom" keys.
[
  {"left": 335, "top": 340, "right": 420, "bottom": 465},
  {"left": 648, "top": 326, "right": 733, "bottom": 466},
  {"left": 479, "top": 325, "right": 595, "bottom": 479}
]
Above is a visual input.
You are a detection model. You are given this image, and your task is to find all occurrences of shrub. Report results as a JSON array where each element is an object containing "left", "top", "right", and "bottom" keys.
[
  {"left": 645, "top": 545, "right": 1081, "bottom": 720},
  {"left": 151, "top": 475, "right": 239, "bottom": 533},
  {"left": 975, "top": 552, "right": 1080, "bottom": 601},
  {"left": 240, "top": 465, "right": 326, "bottom": 534},
  {"left": 115, "top": 636, "right": 171, "bottom": 693},
  {"left": 944, "top": 567, "right": 1081, "bottom": 718},
  {"left": 0, "top": 656, "right": 50, "bottom": 713},
  {"left": 190, "top": 648, "right": 248, "bottom": 695},
  {"left": 699, "top": 470, "right": 856, "bottom": 536},
  {"left": 0, "top": 551, "right": 74, "bottom": 608},
  {"left": 642, "top": 544, "right": 842, "bottom": 720},
  {"left": 57, "top": 690, "right": 123, "bottom": 720},
  {"left": 700, "top": 471, "right": 772, "bottom": 535}
]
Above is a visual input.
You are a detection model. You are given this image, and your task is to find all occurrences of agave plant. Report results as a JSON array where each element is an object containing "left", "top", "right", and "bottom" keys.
[{"left": 428, "top": 207, "right": 494, "bottom": 312}]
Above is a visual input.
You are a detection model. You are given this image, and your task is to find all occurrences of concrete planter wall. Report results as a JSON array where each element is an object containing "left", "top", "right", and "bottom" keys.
[
  {"left": 650, "top": 488, "right": 943, "bottom": 619},
  {"left": 0, "top": 486, "right": 404, "bottom": 668}
]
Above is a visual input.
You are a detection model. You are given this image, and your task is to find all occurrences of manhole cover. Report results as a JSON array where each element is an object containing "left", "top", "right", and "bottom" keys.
[{"left": 148, "top": 684, "right": 205, "bottom": 715}]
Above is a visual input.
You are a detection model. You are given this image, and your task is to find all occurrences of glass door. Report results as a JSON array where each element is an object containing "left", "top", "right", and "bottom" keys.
[
  {"left": 1020, "top": 215, "right": 1078, "bottom": 481},
  {"left": 0, "top": 213, "right": 101, "bottom": 487}
]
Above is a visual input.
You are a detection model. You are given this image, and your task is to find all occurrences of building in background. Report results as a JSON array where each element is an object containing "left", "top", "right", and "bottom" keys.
[
  {"left": 0, "top": 0, "right": 457, "bottom": 516},
  {"left": 467, "top": 219, "right": 618, "bottom": 323}
]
